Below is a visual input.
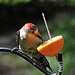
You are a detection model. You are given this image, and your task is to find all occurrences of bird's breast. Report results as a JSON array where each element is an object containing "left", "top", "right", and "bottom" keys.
[{"left": 26, "top": 33, "right": 42, "bottom": 49}]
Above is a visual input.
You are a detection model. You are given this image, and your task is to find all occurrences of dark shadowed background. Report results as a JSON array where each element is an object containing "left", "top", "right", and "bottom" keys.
[{"left": 0, "top": 0, "right": 75, "bottom": 75}]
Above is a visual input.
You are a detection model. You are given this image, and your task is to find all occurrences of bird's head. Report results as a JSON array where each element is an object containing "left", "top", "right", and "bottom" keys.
[{"left": 22, "top": 23, "right": 43, "bottom": 41}]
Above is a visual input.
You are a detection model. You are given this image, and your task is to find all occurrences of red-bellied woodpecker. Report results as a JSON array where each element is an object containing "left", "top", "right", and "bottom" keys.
[{"left": 15, "top": 23, "right": 52, "bottom": 71}]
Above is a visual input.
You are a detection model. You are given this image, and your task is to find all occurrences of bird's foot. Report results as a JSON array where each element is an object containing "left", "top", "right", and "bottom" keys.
[
  {"left": 11, "top": 47, "right": 19, "bottom": 52},
  {"left": 19, "top": 49, "right": 24, "bottom": 53}
]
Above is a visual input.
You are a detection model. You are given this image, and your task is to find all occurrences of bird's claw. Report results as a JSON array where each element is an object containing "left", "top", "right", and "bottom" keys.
[{"left": 11, "top": 47, "right": 19, "bottom": 52}]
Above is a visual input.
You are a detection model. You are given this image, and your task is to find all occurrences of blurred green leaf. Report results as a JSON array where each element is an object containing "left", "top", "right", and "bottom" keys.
[
  {"left": 68, "top": 0, "right": 75, "bottom": 5},
  {"left": 0, "top": 0, "right": 2, "bottom": 2},
  {"left": 12, "top": 0, "right": 31, "bottom": 4}
]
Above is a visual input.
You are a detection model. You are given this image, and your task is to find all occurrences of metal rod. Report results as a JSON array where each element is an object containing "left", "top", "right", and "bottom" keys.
[
  {"left": 0, "top": 47, "right": 62, "bottom": 75},
  {"left": 42, "top": 13, "right": 52, "bottom": 41},
  {"left": 0, "top": 47, "right": 51, "bottom": 75}
]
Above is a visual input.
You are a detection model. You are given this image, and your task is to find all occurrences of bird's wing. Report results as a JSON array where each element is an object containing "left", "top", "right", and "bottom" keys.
[
  {"left": 32, "top": 51, "right": 53, "bottom": 72},
  {"left": 16, "top": 30, "right": 20, "bottom": 45}
]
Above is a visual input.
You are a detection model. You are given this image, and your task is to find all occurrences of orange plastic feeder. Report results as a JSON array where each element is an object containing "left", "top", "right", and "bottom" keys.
[{"left": 37, "top": 35, "right": 64, "bottom": 57}]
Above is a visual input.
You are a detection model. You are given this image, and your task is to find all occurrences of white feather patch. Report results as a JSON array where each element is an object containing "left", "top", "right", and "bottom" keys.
[{"left": 20, "top": 29, "right": 26, "bottom": 40}]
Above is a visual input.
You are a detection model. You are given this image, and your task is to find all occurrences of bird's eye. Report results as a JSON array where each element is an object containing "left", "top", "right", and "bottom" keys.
[
  {"left": 31, "top": 25, "right": 37, "bottom": 31},
  {"left": 31, "top": 30, "right": 34, "bottom": 33},
  {"left": 32, "top": 31, "right": 34, "bottom": 33}
]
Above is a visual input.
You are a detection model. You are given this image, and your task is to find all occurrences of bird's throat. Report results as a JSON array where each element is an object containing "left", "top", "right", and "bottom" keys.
[{"left": 26, "top": 33, "right": 42, "bottom": 44}]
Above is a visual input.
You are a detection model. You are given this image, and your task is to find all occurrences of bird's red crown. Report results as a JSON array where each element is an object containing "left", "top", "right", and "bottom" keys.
[{"left": 22, "top": 23, "right": 34, "bottom": 30}]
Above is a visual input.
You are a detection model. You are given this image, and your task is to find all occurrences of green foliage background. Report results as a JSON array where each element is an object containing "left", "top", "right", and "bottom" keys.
[
  {"left": 0, "top": 0, "right": 75, "bottom": 5},
  {"left": 0, "top": 0, "right": 75, "bottom": 75}
]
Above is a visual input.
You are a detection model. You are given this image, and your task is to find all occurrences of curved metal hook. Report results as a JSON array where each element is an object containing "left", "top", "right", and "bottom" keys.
[{"left": 0, "top": 47, "right": 63, "bottom": 75}]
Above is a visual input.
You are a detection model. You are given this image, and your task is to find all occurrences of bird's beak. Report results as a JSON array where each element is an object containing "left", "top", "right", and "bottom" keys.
[
  {"left": 34, "top": 30, "right": 44, "bottom": 42},
  {"left": 34, "top": 30, "right": 41, "bottom": 36}
]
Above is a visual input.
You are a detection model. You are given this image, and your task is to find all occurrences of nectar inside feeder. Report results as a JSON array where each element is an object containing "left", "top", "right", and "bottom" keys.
[{"left": 37, "top": 35, "right": 64, "bottom": 57}]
